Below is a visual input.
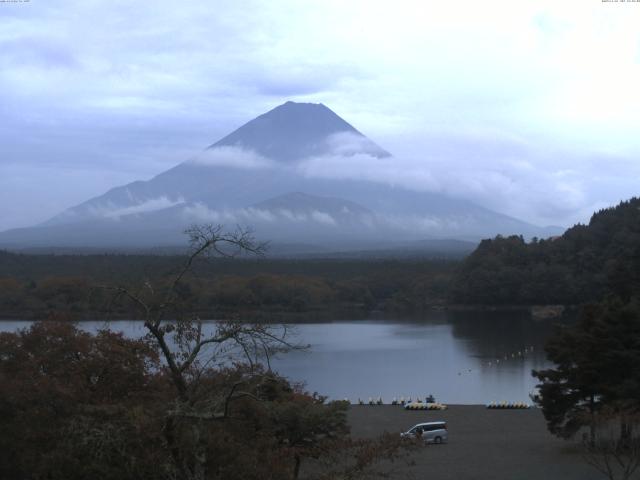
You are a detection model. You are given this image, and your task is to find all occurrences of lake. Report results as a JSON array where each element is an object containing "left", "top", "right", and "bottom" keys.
[{"left": 0, "top": 310, "right": 561, "bottom": 404}]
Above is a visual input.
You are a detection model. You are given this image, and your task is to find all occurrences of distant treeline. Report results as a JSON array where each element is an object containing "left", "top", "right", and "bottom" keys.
[
  {"left": 451, "top": 198, "right": 640, "bottom": 305},
  {"left": 0, "top": 253, "right": 455, "bottom": 320},
  {"left": 4, "top": 197, "right": 637, "bottom": 318}
]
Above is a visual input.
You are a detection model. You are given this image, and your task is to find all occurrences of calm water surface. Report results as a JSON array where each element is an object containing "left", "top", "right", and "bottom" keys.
[{"left": 1, "top": 310, "right": 561, "bottom": 404}]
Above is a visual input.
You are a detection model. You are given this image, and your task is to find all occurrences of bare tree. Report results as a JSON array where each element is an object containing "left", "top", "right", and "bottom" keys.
[
  {"left": 102, "top": 224, "right": 300, "bottom": 480},
  {"left": 97, "top": 224, "right": 417, "bottom": 480},
  {"left": 582, "top": 408, "right": 640, "bottom": 480}
]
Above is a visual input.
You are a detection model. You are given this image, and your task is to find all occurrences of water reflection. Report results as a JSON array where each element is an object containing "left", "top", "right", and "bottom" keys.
[
  {"left": 270, "top": 312, "right": 563, "bottom": 404},
  {"left": 0, "top": 312, "right": 567, "bottom": 404}
]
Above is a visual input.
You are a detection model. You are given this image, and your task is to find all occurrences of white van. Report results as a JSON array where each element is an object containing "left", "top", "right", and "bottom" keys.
[{"left": 401, "top": 421, "right": 448, "bottom": 444}]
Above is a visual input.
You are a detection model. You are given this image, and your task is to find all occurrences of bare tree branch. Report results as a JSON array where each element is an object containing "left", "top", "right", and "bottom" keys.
[{"left": 93, "top": 224, "right": 303, "bottom": 480}]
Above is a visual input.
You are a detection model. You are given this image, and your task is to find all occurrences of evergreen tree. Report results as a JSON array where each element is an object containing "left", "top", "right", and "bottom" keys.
[{"left": 533, "top": 299, "right": 640, "bottom": 441}]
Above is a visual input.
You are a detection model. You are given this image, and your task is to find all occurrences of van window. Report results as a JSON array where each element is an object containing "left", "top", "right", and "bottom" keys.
[{"left": 425, "top": 424, "right": 446, "bottom": 432}]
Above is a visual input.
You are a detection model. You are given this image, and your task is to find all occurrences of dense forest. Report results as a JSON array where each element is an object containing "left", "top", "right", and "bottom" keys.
[
  {"left": 452, "top": 198, "right": 640, "bottom": 305},
  {"left": 0, "top": 252, "right": 455, "bottom": 320}
]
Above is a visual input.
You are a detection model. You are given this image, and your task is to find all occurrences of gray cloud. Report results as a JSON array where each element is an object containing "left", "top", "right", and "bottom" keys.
[
  {"left": 296, "top": 130, "right": 628, "bottom": 227},
  {"left": 0, "top": 37, "right": 78, "bottom": 69},
  {"left": 88, "top": 196, "right": 186, "bottom": 220},
  {"left": 182, "top": 203, "right": 340, "bottom": 227},
  {"left": 189, "top": 147, "right": 277, "bottom": 169},
  {"left": 1, "top": 1, "right": 639, "bottom": 231},
  {"left": 252, "top": 63, "right": 362, "bottom": 97},
  {"left": 180, "top": 201, "right": 508, "bottom": 238}
]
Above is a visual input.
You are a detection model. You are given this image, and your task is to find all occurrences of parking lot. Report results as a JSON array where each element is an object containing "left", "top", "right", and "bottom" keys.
[{"left": 347, "top": 405, "right": 603, "bottom": 480}]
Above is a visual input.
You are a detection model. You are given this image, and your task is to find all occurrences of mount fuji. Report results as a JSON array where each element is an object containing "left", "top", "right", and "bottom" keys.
[{"left": 0, "top": 101, "right": 560, "bottom": 253}]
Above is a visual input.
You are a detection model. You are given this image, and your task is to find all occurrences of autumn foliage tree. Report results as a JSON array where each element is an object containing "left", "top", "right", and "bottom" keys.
[
  {"left": 0, "top": 320, "right": 167, "bottom": 479},
  {"left": 0, "top": 225, "right": 413, "bottom": 479},
  {"left": 0, "top": 321, "right": 363, "bottom": 479}
]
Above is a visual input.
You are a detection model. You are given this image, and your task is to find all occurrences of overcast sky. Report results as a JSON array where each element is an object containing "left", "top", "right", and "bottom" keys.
[{"left": 1, "top": 0, "right": 640, "bottom": 231}]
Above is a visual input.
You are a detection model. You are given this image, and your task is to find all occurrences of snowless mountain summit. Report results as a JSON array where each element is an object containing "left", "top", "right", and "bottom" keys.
[
  {"left": 0, "top": 101, "right": 561, "bottom": 251},
  {"left": 209, "top": 101, "right": 391, "bottom": 162}
]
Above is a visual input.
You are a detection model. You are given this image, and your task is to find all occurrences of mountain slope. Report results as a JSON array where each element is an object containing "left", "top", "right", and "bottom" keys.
[{"left": 0, "top": 101, "right": 560, "bottom": 251}]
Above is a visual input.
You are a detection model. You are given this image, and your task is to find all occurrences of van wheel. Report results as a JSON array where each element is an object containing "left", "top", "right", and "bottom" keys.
[{"left": 434, "top": 436, "right": 442, "bottom": 444}]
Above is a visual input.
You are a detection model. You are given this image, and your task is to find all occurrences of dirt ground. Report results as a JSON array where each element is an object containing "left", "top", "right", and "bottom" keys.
[{"left": 347, "top": 405, "right": 605, "bottom": 480}]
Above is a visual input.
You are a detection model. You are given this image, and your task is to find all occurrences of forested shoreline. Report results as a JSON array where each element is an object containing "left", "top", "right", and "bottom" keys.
[
  {"left": 1, "top": 198, "right": 639, "bottom": 321},
  {"left": 452, "top": 198, "right": 640, "bottom": 305},
  {"left": 0, "top": 253, "right": 455, "bottom": 321}
]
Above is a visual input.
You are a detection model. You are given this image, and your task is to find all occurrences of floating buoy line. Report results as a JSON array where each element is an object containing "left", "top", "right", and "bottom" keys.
[
  {"left": 404, "top": 402, "right": 447, "bottom": 410},
  {"left": 456, "top": 345, "right": 536, "bottom": 376},
  {"left": 347, "top": 397, "right": 530, "bottom": 408},
  {"left": 343, "top": 345, "right": 538, "bottom": 408},
  {"left": 486, "top": 401, "right": 530, "bottom": 409}
]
